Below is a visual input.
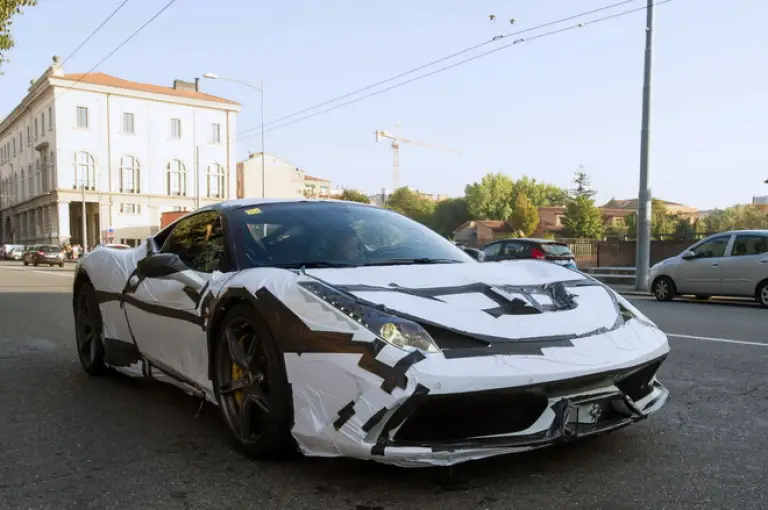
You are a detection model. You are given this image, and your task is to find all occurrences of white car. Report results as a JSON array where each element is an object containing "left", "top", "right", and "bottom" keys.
[
  {"left": 72, "top": 198, "right": 670, "bottom": 468},
  {"left": 649, "top": 230, "right": 768, "bottom": 307}
]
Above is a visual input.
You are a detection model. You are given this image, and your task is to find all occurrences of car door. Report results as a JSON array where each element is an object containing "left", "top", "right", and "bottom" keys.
[
  {"left": 124, "top": 210, "right": 228, "bottom": 385},
  {"left": 675, "top": 234, "right": 732, "bottom": 295},
  {"left": 720, "top": 233, "right": 768, "bottom": 296}
]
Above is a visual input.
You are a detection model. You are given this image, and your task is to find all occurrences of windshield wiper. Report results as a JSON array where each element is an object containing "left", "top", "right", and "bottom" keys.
[
  {"left": 361, "top": 258, "right": 463, "bottom": 267},
  {"left": 273, "top": 261, "right": 358, "bottom": 269}
]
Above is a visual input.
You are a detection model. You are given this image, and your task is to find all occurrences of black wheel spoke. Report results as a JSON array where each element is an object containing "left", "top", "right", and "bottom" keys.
[
  {"left": 244, "top": 333, "right": 260, "bottom": 366},
  {"left": 219, "top": 378, "right": 249, "bottom": 395},
  {"left": 78, "top": 309, "right": 93, "bottom": 328},
  {"left": 240, "top": 388, "right": 270, "bottom": 442},
  {"left": 226, "top": 327, "right": 249, "bottom": 370},
  {"left": 78, "top": 332, "right": 93, "bottom": 355}
]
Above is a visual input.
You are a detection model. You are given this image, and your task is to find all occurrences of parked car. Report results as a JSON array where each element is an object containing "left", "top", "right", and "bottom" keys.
[
  {"left": 22, "top": 244, "right": 66, "bottom": 267},
  {"left": 72, "top": 198, "right": 669, "bottom": 468},
  {"left": 649, "top": 229, "right": 768, "bottom": 307},
  {"left": 479, "top": 238, "right": 578, "bottom": 270},
  {"left": 2, "top": 244, "right": 25, "bottom": 260}
]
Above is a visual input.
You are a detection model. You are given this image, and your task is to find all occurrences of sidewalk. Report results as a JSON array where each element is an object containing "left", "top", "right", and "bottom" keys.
[{"left": 605, "top": 283, "right": 651, "bottom": 297}]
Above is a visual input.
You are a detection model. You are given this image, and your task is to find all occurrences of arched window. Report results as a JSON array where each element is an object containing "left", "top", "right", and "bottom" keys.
[
  {"left": 73, "top": 151, "right": 96, "bottom": 190},
  {"left": 167, "top": 159, "right": 186, "bottom": 196},
  {"left": 206, "top": 163, "right": 225, "bottom": 199},
  {"left": 120, "top": 156, "right": 140, "bottom": 193}
]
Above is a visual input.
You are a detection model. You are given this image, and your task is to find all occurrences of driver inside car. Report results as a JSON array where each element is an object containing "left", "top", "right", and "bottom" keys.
[{"left": 333, "top": 225, "right": 366, "bottom": 264}]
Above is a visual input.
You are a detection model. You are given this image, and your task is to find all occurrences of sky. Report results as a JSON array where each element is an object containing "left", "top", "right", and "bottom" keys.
[{"left": 1, "top": 0, "right": 767, "bottom": 210}]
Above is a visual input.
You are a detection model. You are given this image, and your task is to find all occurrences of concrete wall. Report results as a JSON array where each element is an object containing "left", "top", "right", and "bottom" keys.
[{"left": 596, "top": 240, "right": 694, "bottom": 267}]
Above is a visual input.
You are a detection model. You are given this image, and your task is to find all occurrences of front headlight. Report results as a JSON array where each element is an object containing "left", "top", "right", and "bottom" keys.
[{"left": 299, "top": 280, "right": 440, "bottom": 354}]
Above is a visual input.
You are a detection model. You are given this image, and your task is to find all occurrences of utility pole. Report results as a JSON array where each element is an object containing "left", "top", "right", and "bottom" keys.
[
  {"left": 635, "top": 0, "right": 655, "bottom": 291},
  {"left": 81, "top": 180, "right": 88, "bottom": 252},
  {"left": 261, "top": 79, "right": 266, "bottom": 198}
]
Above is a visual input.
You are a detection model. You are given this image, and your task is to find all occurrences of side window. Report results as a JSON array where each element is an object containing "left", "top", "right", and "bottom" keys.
[
  {"left": 481, "top": 243, "right": 502, "bottom": 257},
  {"left": 502, "top": 242, "right": 525, "bottom": 256},
  {"left": 729, "top": 235, "right": 768, "bottom": 257},
  {"left": 160, "top": 211, "right": 226, "bottom": 273},
  {"left": 690, "top": 236, "right": 730, "bottom": 259}
]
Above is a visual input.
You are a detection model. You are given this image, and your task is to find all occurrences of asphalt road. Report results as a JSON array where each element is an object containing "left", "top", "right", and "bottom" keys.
[{"left": 0, "top": 260, "right": 766, "bottom": 510}]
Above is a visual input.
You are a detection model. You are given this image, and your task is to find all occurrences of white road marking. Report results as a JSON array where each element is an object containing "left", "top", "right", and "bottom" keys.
[
  {"left": 34, "top": 270, "right": 73, "bottom": 277},
  {"left": 668, "top": 333, "right": 768, "bottom": 348}
]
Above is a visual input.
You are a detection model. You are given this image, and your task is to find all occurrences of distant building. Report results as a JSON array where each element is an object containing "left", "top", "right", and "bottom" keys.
[
  {"left": 602, "top": 198, "right": 698, "bottom": 217},
  {"left": 235, "top": 152, "right": 332, "bottom": 199},
  {"left": 753, "top": 195, "right": 768, "bottom": 212},
  {"left": 453, "top": 220, "right": 513, "bottom": 247},
  {"left": 0, "top": 56, "right": 240, "bottom": 247},
  {"left": 535, "top": 206, "right": 635, "bottom": 237}
]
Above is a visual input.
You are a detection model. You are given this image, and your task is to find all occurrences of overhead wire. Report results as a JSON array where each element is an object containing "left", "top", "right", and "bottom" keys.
[
  {"left": 57, "top": 0, "right": 180, "bottom": 98},
  {"left": 236, "top": 0, "right": 643, "bottom": 137},
  {"left": 61, "top": 0, "right": 132, "bottom": 66}
]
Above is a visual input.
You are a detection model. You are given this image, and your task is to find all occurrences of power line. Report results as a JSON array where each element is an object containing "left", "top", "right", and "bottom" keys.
[
  {"left": 58, "top": 0, "right": 180, "bottom": 97},
  {"left": 237, "top": 0, "right": 641, "bottom": 137},
  {"left": 239, "top": 0, "right": 675, "bottom": 142},
  {"left": 61, "top": 0, "right": 132, "bottom": 66}
]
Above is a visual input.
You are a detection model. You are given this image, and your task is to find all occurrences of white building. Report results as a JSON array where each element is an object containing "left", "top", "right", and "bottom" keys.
[
  {"left": 0, "top": 55, "right": 240, "bottom": 248},
  {"left": 236, "top": 152, "right": 333, "bottom": 199}
]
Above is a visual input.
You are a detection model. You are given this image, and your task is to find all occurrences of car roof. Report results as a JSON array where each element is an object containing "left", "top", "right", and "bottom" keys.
[{"left": 483, "top": 238, "right": 568, "bottom": 247}]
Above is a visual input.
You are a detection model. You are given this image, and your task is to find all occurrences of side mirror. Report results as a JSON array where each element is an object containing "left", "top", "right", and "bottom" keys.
[
  {"left": 681, "top": 250, "right": 696, "bottom": 260},
  {"left": 137, "top": 252, "right": 187, "bottom": 278},
  {"left": 464, "top": 247, "right": 486, "bottom": 262}
]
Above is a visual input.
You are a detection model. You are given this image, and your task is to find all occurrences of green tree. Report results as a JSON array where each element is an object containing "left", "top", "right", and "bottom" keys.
[
  {"left": 570, "top": 166, "right": 597, "bottom": 199},
  {"left": 703, "top": 204, "right": 768, "bottom": 232},
  {"left": 1, "top": 0, "right": 36, "bottom": 70},
  {"left": 506, "top": 193, "right": 540, "bottom": 236},
  {"left": 624, "top": 199, "right": 677, "bottom": 238},
  {"left": 386, "top": 187, "right": 435, "bottom": 225},
  {"left": 429, "top": 197, "right": 470, "bottom": 237},
  {"left": 464, "top": 172, "right": 515, "bottom": 220},
  {"left": 672, "top": 217, "right": 697, "bottom": 240},
  {"left": 562, "top": 195, "right": 605, "bottom": 239},
  {"left": 510, "top": 176, "right": 569, "bottom": 207},
  {"left": 338, "top": 189, "right": 370, "bottom": 204}
]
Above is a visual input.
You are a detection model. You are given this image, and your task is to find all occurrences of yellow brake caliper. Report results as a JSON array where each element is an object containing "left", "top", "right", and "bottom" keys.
[{"left": 231, "top": 335, "right": 247, "bottom": 407}]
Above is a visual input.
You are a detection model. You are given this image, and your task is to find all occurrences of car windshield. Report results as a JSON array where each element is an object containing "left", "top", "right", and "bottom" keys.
[
  {"left": 230, "top": 201, "right": 473, "bottom": 269},
  {"left": 540, "top": 243, "right": 573, "bottom": 256},
  {"left": 40, "top": 245, "right": 60, "bottom": 252}
]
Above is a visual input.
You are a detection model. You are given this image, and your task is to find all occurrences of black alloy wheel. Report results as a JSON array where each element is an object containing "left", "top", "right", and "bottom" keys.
[
  {"left": 213, "top": 303, "right": 296, "bottom": 460},
  {"left": 652, "top": 276, "right": 676, "bottom": 302},
  {"left": 74, "top": 283, "right": 109, "bottom": 376},
  {"left": 757, "top": 281, "right": 768, "bottom": 309}
]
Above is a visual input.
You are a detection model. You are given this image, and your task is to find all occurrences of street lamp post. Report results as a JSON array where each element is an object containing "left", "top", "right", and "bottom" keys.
[{"left": 203, "top": 73, "right": 266, "bottom": 198}]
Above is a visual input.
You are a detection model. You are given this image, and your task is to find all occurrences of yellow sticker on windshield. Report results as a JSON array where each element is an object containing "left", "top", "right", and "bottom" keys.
[{"left": 245, "top": 208, "right": 262, "bottom": 215}]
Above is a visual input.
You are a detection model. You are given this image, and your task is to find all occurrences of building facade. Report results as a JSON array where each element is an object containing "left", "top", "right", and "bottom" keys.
[
  {"left": 0, "top": 56, "right": 239, "bottom": 248},
  {"left": 236, "top": 152, "right": 333, "bottom": 199}
]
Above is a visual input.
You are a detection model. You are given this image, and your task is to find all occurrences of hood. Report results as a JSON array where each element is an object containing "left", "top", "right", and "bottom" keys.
[{"left": 304, "top": 260, "right": 623, "bottom": 343}]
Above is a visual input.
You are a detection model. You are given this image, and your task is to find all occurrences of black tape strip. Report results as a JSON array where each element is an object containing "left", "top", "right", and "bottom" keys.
[
  {"left": 333, "top": 401, "right": 356, "bottom": 430},
  {"left": 95, "top": 290, "right": 204, "bottom": 326},
  {"left": 371, "top": 384, "right": 431, "bottom": 456},
  {"left": 361, "top": 407, "right": 389, "bottom": 433},
  {"left": 103, "top": 338, "right": 142, "bottom": 367},
  {"left": 380, "top": 350, "right": 426, "bottom": 393}
]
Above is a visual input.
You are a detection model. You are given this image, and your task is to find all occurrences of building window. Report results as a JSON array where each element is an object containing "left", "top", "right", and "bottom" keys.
[
  {"left": 76, "top": 106, "right": 89, "bottom": 128},
  {"left": 26, "top": 125, "right": 31, "bottom": 146},
  {"left": 48, "top": 106, "right": 53, "bottom": 130},
  {"left": 120, "top": 156, "right": 140, "bottom": 193},
  {"left": 35, "top": 159, "right": 40, "bottom": 196},
  {"left": 122, "top": 112, "right": 135, "bottom": 134},
  {"left": 120, "top": 203, "right": 141, "bottom": 214},
  {"left": 211, "top": 123, "right": 221, "bottom": 143},
  {"left": 206, "top": 163, "right": 225, "bottom": 198},
  {"left": 27, "top": 164, "right": 32, "bottom": 198},
  {"left": 40, "top": 152, "right": 48, "bottom": 193},
  {"left": 73, "top": 151, "right": 96, "bottom": 190},
  {"left": 19, "top": 131, "right": 23, "bottom": 152},
  {"left": 170, "top": 118, "right": 181, "bottom": 139},
  {"left": 20, "top": 168, "right": 25, "bottom": 200},
  {"left": 12, "top": 138, "right": 16, "bottom": 157},
  {"left": 41, "top": 112, "right": 45, "bottom": 135},
  {"left": 49, "top": 151, "right": 55, "bottom": 191},
  {"left": 35, "top": 118, "right": 39, "bottom": 139},
  {"left": 166, "top": 159, "right": 186, "bottom": 196}
]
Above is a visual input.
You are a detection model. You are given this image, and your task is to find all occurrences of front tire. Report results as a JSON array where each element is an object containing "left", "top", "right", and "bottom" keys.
[
  {"left": 652, "top": 276, "right": 676, "bottom": 302},
  {"left": 74, "top": 282, "right": 109, "bottom": 376},
  {"left": 757, "top": 281, "right": 768, "bottom": 309},
  {"left": 212, "top": 303, "right": 297, "bottom": 460}
]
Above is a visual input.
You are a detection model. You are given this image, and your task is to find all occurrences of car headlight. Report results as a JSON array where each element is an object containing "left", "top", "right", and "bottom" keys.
[
  {"left": 299, "top": 280, "right": 440, "bottom": 354},
  {"left": 613, "top": 291, "right": 658, "bottom": 329}
]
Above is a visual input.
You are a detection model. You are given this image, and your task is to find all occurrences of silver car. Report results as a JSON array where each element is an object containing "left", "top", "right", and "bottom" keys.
[{"left": 649, "top": 230, "right": 768, "bottom": 307}]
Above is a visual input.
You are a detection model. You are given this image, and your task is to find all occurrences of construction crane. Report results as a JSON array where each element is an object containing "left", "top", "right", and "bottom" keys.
[{"left": 375, "top": 129, "right": 460, "bottom": 192}]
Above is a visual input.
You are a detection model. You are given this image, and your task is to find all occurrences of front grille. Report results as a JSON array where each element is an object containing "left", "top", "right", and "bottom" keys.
[
  {"left": 615, "top": 359, "right": 663, "bottom": 401},
  {"left": 393, "top": 390, "right": 549, "bottom": 443}
]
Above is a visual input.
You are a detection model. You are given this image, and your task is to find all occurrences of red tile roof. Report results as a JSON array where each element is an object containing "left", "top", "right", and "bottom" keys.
[
  {"left": 57, "top": 73, "right": 240, "bottom": 105},
  {"left": 304, "top": 175, "right": 330, "bottom": 182}
]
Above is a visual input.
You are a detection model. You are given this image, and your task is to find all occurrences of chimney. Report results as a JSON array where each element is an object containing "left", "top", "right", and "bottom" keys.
[
  {"left": 194, "top": 77, "right": 200, "bottom": 91},
  {"left": 173, "top": 79, "right": 197, "bottom": 92}
]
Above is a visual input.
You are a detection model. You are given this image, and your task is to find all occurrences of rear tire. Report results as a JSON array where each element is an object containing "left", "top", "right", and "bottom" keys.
[
  {"left": 23, "top": 261, "right": 28, "bottom": 266},
  {"left": 59, "top": 263, "right": 65, "bottom": 268},
  {"left": 74, "top": 282, "right": 109, "bottom": 376},
  {"left": 212, "top": 303, "right": 297, "bottom": 460},
  {"left": 757, "top": 281, "right": 768, "bottom": 309},
  {"left": 652, "top": 276, "right": 676, "bottom": 302}
]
